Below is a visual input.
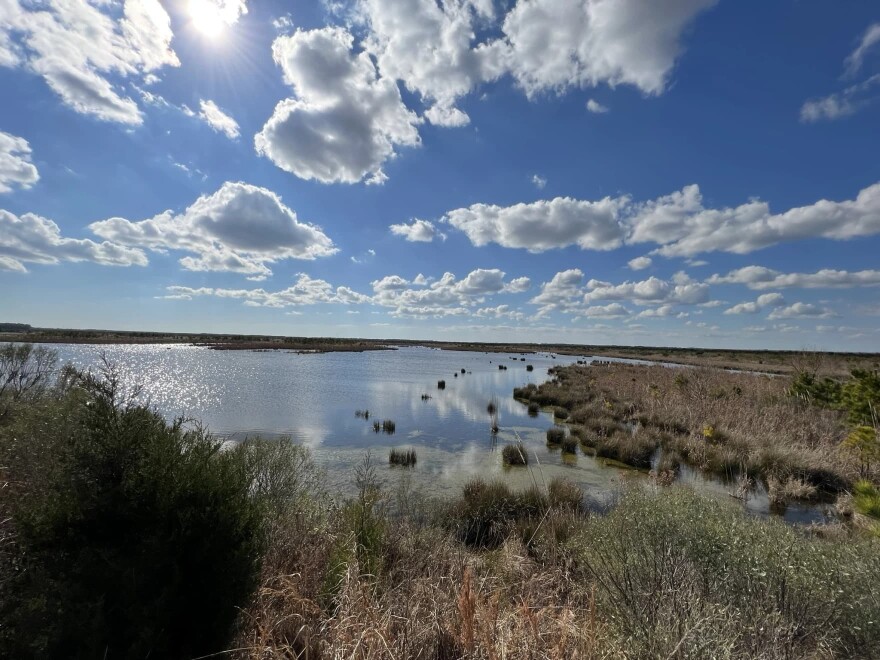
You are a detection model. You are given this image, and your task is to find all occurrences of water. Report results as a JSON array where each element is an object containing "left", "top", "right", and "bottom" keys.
[{"left": 29, "top": 343, "right": 830, "bottom": 522}]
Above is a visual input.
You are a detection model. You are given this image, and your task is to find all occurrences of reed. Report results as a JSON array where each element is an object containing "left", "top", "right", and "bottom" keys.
[{"left": 389, "top": 448, "right": 417, "bottom": 467}]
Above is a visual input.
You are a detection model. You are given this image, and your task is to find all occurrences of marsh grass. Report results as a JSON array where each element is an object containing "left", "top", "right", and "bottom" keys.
[
  {"left": 546, "top": 426, "right": 565, "bottom": 446},
  {"left": 233, "top": 479, "right": 880, "bottom": 659},
  {"left": 515, "top": 363, "right": 862, "bottom": 497},
  {"left": 389, "top": 448, "right": 417, "bottom": 467},
  {"left": 438, "top": 380, "right": 446, "bottom": 389},
  {"left": 527, "top": 401, "right": 540, "bottom": 416},
  {"left": 502, "top": 442, "right": 528, "bottom": 466}
]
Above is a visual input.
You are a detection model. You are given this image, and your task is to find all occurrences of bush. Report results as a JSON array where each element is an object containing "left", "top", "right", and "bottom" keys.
[
  {"left": 570, "top": 488, "right": 880, "bottom": 657},
  {"left": 502, "top": 442, "right": 528, "bottom": 466},
  {"left": 560, "top": 436, "right": 578, "bottom": 454},
  {"left": 853, "top": 479, "right": 880, "bottom": 519},
  {"left": 0, "top": 367, "right": 300, "bottom": 659},
  {"left": 527, "top": 401, "right": 540, "bottom": 416}
]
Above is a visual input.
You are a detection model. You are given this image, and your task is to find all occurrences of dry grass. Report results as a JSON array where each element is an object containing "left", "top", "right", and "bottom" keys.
[{"left": 517, "top": 363, "right": 861, "bottom": 499}]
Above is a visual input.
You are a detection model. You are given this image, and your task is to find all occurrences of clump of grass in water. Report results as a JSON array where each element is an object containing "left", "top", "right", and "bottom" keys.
[
  {"left": 372, "top": 419, "right": 396, "bottom": 434},
  {"left": 526, "top": 364, "right": 534, "bottom": 372},
  {"left": 561, "top": 436, "right": 578, "bottom": 454},
  {"left": 546, "top": 426, "right": 565, "bottom": 446},
  {"left": 553, "top": 407, "right": 569, "bottom": 420},
  {"left": 355, "top": 409, "right": 370, "bottom": 419},
  {"left": 502, "top": 442, "right": 528, "bottom": 465},
  {"left": 461, "top": 368, "right": 466, "bottom": 374},
  {"left": 487, "top": 398, "right": 498, "bottom": 415},
  {"left": 420, "top": 393, "right": 431, "bottom": 401},
  {"left": 389, "top": 448, "right": 417, "bottom": 467},
  {"left": 437, "top": 380, "right": 446, "bottom": 389},
  {"left": 527, "top": 402, "right": 540, "bottom": 416}
]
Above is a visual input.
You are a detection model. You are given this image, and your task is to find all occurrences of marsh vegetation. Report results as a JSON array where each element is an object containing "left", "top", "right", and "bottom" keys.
[{"left": 2, "top": 344, "right": 879, "bottom": 658}]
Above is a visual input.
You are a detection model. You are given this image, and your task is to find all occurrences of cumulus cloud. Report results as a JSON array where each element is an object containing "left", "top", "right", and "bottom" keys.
[
  {"left": 0, "top": 131, "right": 39, "bottom": 193},
  {"left": 628, "top": 181, "right": 880, "bottom": 257},
  {"left": 198, "top": 99, "right": 240, "bottom": 139},
  {"left": 389, "top": 218, "right": 443, "bottom": 242},
  {"left": 441, "top": 180, "right": 880, "bottom": 256},
  {"left": 160, "top": 273, "right": 369, "bottom": 308},
  {"left": 500, "top": 0, "right": 717, "bottom": 96},
  {"left": 723, "top": 293, "right": 786, "bottom": 315},
  {"left": 0, "top": 209, "right": 147, "bottom": 272},
  {"left": 579, "top": 303, "right": 629, "bottom": 318},
  {"left": 254, "top": 27, "right": 421, "bottom": 184},
  {"left": 444, "top": 196, "right": 626, "bottom": 251},
  {"left": 584, "top": 273, "right": 709, "bottom": 305},
  {"left": 371, "top": 268, "right": 529, "bottom": 317},
  {"left": 89, "top": 181, "right": 336, "bottom": 279},
  {"left": 356, "top": 0, "right": 503, "bottom": 127},
  {"left": 0, "top": 0, "right": 180, "bottom": 124},
  {"left": 708, "top": 266, "right": 880, "bottom": 290},
  {"left": 627, "top": 256, "right": 652, "bottom": 270},
  {"left": 586, "top": 99, "right": 608, "bottom": 113},
  {"left": 767, "top": 303, "right": 837, "bottom": 320}
]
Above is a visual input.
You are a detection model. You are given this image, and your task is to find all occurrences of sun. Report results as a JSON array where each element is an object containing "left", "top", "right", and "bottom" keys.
[{"left": 188, "top": 0, "right": 226, "bottom": 38}]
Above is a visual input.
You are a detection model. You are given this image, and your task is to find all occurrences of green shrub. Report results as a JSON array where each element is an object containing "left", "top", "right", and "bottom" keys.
[
  {"left": 570, "top": 488, "right": 880, "bottom": 657},
  {"left": 0, "top": 368, "right": 299, "bottom": 659},
  {"left": 853, "top": 480, "right": 880, "bottom": 519}
]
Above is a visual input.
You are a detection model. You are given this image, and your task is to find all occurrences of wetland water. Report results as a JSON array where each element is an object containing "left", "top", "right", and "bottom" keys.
[{"left": 42, "top": 343, "right": 829, "bottom": 523}]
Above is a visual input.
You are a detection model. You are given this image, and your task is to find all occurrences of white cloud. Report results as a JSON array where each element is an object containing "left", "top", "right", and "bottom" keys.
[
  {"left": 579, "top": 303, "right": 629, "bottom": 318},
  {"left": 89, "top": 181, "right": 336, "bottom": 278},
  {"left": 254, "top": 27, "right": 421, "bottom": 184},
  {"left": 531, "top": 174, "right": 547, "bottom": 189},
  {"left": 800, "top": 75, "right": 880, "bottom": 123},
  {"left": 584, "top": 273, "right": 709, "bottom": 306},
  {"left": 371, "top": 268, "right": 528, "bottom": 317},
  {"left": 0, "top": 209, "right": 147, "bottom": 272},
  {"left": 500, "top": 0, "right": 717, "bottom": 96},
  {"left": 0, "top": 0, "right": 180, "bottom": 124},
  {"left": 586, "top": 99, "right": 608, "bottom": 113},
  {"left": 198, "top": 99, "right": 240, "bottom": 139},
  {"left": 442, "top": 180, "right": 880, "bottom": 257},
  {"left": 723, "top": 292, "right": 785, "bottom": 315},
  {"left": 636, "top": 304, "right": 676, "bottom": 318},
  {"left": 529, "top": 268, "right": 585, "bottom": 315},
  {"left": 161, "top": 273, "right": 369, "bottom": 307},
  {"left": 628, "top": 181, "right": 880, "bottom": 257},
  {"left": 0, "top": 131, "right": 39, "bottom": 193},
  {"left": 844, "top": 23, "right": 880, "bottom": 77},
  {"left": 767, "top": 303, "right": 837, "bottom": 320},
  {"left": 709, "top": 266, "right": 880, "bottom": 290},
  {"left": 627, "top": 256, "right": 652, "bottom": 270},
  {"left": 356, "top": 0, "right": 502, "bottom": 128},
  {"left": 389, "top": 218, "right": 442, "bottom": 242},
  {"left": 444, "top": 196, "right": 626, "bottom": 251}
]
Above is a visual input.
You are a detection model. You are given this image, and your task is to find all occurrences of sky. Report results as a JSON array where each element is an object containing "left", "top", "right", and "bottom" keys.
[{"left": 1, "top": 0, "right": 879, "bottom": 351}]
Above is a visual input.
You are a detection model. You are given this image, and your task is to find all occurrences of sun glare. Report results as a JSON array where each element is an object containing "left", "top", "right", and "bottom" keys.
[{"left": 189, "top": 0, "right": 226, "bottom": 38}]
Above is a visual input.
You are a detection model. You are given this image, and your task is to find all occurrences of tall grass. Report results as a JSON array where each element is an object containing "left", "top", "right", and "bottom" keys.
[{"left": 389, "top": 448, "right": 417, "bottom": 467}]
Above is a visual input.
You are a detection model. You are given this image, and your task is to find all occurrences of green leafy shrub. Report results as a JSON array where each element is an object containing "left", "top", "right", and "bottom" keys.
[
  {"left": 0, "top": 368, "right": 295, "bottom": 659},
  {"left": 570, "top": 488, "right": 880, "bottom": 657}
]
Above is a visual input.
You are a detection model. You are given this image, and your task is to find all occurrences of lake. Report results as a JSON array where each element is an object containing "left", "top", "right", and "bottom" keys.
[{"left": 39, "top": 343, "right": 830, "bottom": 523}]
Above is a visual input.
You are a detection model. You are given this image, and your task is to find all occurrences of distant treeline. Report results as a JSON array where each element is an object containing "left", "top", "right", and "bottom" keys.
[{"left": 0, "top": 323, "right": 32, "bottom": 333}]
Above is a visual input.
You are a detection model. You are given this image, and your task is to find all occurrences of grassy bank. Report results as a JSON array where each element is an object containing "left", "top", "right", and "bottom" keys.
[{"left": 514, "top": 363, "right": 879, "bottom": 506}]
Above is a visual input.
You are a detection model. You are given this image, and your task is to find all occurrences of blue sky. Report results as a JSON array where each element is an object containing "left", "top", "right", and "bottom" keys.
[{"left": 1, "top": 0, "right": 879, "bottom": 350}]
